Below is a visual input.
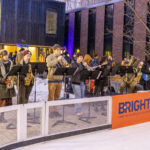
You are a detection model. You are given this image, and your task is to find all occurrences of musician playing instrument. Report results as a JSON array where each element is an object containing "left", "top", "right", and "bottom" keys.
[
  {"left": 141, "top": 56, "right": 150, "bottom": 90},
  {"left": 120, "top": 56, "right": 138, "bottom": 94},
  {"left": 71, "top": 53, "right": 87, "bottom": 116},
  {"left": 0, "top": 50, "right": 16, "bottom": 122},
  {"left": 17, "top": 50, "right": 34, "bottom": 104},
  {"left": 46, "top": 44, "right": 68, "bottom": 118},
  {"left": 94, "top": 56, "right": 111, "bottom": 96},
  {"left": 16, "top": 48, "right": 25, "bottom": 65}
]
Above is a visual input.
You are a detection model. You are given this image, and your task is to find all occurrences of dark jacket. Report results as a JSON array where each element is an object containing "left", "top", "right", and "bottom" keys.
[
  {"left": 95, "top": 63, "right": 111, "bottom": 86},
  {"left": 0, "top": 60, "right": 16, "bottom": 99},
  {"left": 141, "top": 61, "right": 150, "bottom": 74},
  {"left": 71, "top": 61, "right": 85, "bottom": 85},
  {"left": 18, "top": 59, "right": 32, "bottom": 85},
  {"left": 140, "top": 61, "right": 150, "bottom": 88}
]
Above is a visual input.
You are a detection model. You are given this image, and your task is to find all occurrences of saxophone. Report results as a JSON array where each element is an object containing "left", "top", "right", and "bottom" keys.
[
  {"left": 24, "top": 64, "right": 34, "bottom": 86},
  {"left": 7, "top": 76, "right": 17, "bottom": 89}
]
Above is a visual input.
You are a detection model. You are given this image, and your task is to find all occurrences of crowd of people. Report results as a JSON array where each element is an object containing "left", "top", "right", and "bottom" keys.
[
  {"left": 45, "top": 44, "right": 148, "bottom": 117},
  {"left": 0, "top": 43, "right": 150, "bottom": 120}
]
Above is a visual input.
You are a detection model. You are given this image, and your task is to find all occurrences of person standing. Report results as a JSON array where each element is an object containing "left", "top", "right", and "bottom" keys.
[
  {"left": 94, "top": 56, "right": 111, "bottom": 96},
  {"left": 46, "top": 44, "right": 68, "bottom": 117},
  {"left": 17, "top": 50, "right": 34, "bottom": 104},
  {"left": 91, "top": 54, "right": 100, "bottom": 67},
  {"left": 71, "top": 53, "right": 87, "bottom": 117},
  {"left": 141, "top": 56, "right": 150, "bottom": 90},
  {"left": 12, "top": 51, "right": 17, "bottom": 65},
  {"left": 16, "top": 48, "right": 25, "bottom": 65},
  {"left": 0, "top": 50, "right": 16, "bottom": 122},
  {"left": 119, "top": 59, "right": 137, "bottom": 94}
]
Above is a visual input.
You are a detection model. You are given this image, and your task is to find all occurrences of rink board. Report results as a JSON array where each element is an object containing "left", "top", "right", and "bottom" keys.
[
  {"left": 0, "top": 97, "right": 112, "bottom": 149},
  {"left": 112, "top": 92, "right": 150, "bottom": 129}
]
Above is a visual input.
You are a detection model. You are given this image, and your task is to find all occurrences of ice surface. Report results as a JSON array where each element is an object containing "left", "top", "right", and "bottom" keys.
[{"left": 15, "top": 122, "right": 150, "bottom": 150}]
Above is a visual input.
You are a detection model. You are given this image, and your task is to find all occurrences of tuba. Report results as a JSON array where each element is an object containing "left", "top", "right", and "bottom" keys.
[
  {"left": 128, "top": 56, "right": 137, "bottom": 66},
  {"left": 123, "top": 56, "right": 138, "bottom": 84},
  {"left": 24, "top": 64, "right": 34, "bottom": 86}
]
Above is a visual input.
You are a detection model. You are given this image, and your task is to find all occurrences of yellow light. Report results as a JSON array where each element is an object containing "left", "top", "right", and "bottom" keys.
[
  {"left": 28, "top": 47, "right": 36, "bottom": 62},
  {"left": 76, "top": 49, "right": 80, "bottom": 53}
]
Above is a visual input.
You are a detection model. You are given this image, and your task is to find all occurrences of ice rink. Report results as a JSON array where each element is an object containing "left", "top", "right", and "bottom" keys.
[{"left": 16, "top": 122, "right": 150, "bottom": 150}]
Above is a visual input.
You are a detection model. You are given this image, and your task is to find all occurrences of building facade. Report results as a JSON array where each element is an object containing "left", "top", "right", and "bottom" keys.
[
  {"left": 0, "top": 0, "right": 65, "bottom": 62},
  {"left": 64, "top": 0, "right": 148, "bottom": 62}
]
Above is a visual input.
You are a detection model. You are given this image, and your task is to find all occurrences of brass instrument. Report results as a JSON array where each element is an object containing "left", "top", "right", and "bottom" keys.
[
  {"left": 123, "top": 56, "right": 138, "bottom": 84},
  {"left": 128, "top": 56, "right": 137, "bottom": 66},
  {"left": 58, "top": 56, "right": 70, "bottom": 67},
  {"left": 24, "top": 64, "right": 34, "bottom": 86},
  {"left": 7, "top": 76, "right": 17, "bottom": 89}
]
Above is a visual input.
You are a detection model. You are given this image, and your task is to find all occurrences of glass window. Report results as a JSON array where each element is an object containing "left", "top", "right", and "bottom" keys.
[
  {"left": 87, "top": 8, "right": 96, "bottom": 57},
  {"left": 123, "top": 0, "right": 135, "bottom": 58},
  {"left": 104, "top": 4, "right": 114, "bottom": 56},
  {"left": 146, "top": 2, "right": 150, "bottom": 53},
  {"left": 46, "top": 9, "right": 57, "bottom": 34},
  {"left": 64, "top": 14, "right": 69, "bottom": 49},
  {"left": 74, "top": 11, "right": 81, "bottom": 53}
]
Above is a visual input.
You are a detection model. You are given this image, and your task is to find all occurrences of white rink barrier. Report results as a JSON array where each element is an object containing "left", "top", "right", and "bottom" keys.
[{"left": 0, "top": 96, "right": 112, "bottom": 149}]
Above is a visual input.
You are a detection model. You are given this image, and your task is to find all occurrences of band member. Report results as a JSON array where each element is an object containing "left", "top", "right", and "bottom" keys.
[
  {"left": 94, "top": 56, "right": 111, "bottom": 96},
  {"left": 71, "top": 53, "right": 77, "bottom": 64},
  {"left": 0, "top": 49, "right": 3, "bottom": 60},
  {"left": 0, "top": 50, "right": 16, "bottom": 122},
  {"left": 120, "top": 58, "right": 137, "bottom": 94},
  {"left": 121, "top": 57, "right": 128, "bottom": 66},
  {"left": 16, "top": 48, "right": 25, "bottom": 65},
  {"left": 71, "top": 53, "right": 86, "bottom": 116},
  {"left": 83, "top": 54, "right": 92, "bottom": 66},
  {"left": 17, "top": 50, "right": 34, "bottom": 104},
  {"left": 135, "top": 61, "right": 144, "bottom": 91},
  {"left": 46, "top": 44, "right": 68, "bottom": 117},
  {"left": 141, "top": 56, "right": 150, "bottom": 90},
  {"left": 91, "top": 54, "right": 100, "bottom": 67}
]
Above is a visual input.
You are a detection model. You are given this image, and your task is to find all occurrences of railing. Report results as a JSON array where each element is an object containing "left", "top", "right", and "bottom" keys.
[{"left": 0, "top": 96, "right": 112, "bottom": 149}]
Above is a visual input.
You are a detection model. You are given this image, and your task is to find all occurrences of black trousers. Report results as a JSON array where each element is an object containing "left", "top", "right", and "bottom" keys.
[
  {"left": 17, "top": 84, "right": 33, "bottom": 104},
  {"left": 94, "top": 78, "right": 108, "bottom": 96}
]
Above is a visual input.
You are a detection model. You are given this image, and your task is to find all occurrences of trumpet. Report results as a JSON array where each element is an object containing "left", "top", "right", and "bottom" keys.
[{"left": 58, "top": 55, "right": 70, "bottom": 67}]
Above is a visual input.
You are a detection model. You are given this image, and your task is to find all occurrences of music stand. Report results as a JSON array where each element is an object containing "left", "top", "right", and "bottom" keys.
[
  {"left": 6, "top": 65, "right": 23, "bottom": 104},
  {"left": 108, "top": 65, "right": 119, "bottom": 95},
  {"left": 78, "top": 70, "right": 102, "bottom": 124},
  {"left": 54, "top": 67, "right": 76, "bottom": 99},
  {"left": 118, "top": 66, "right": 134, "bottom": 94},
  {"left": 5, "top": 65, "right": 27, "bottom": 129},
  {"left": 27, "top": 62, "right": 46, "bottom": 124},
  {"left": 51, "top": 67, "right": 77, "bottom": 127}
]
